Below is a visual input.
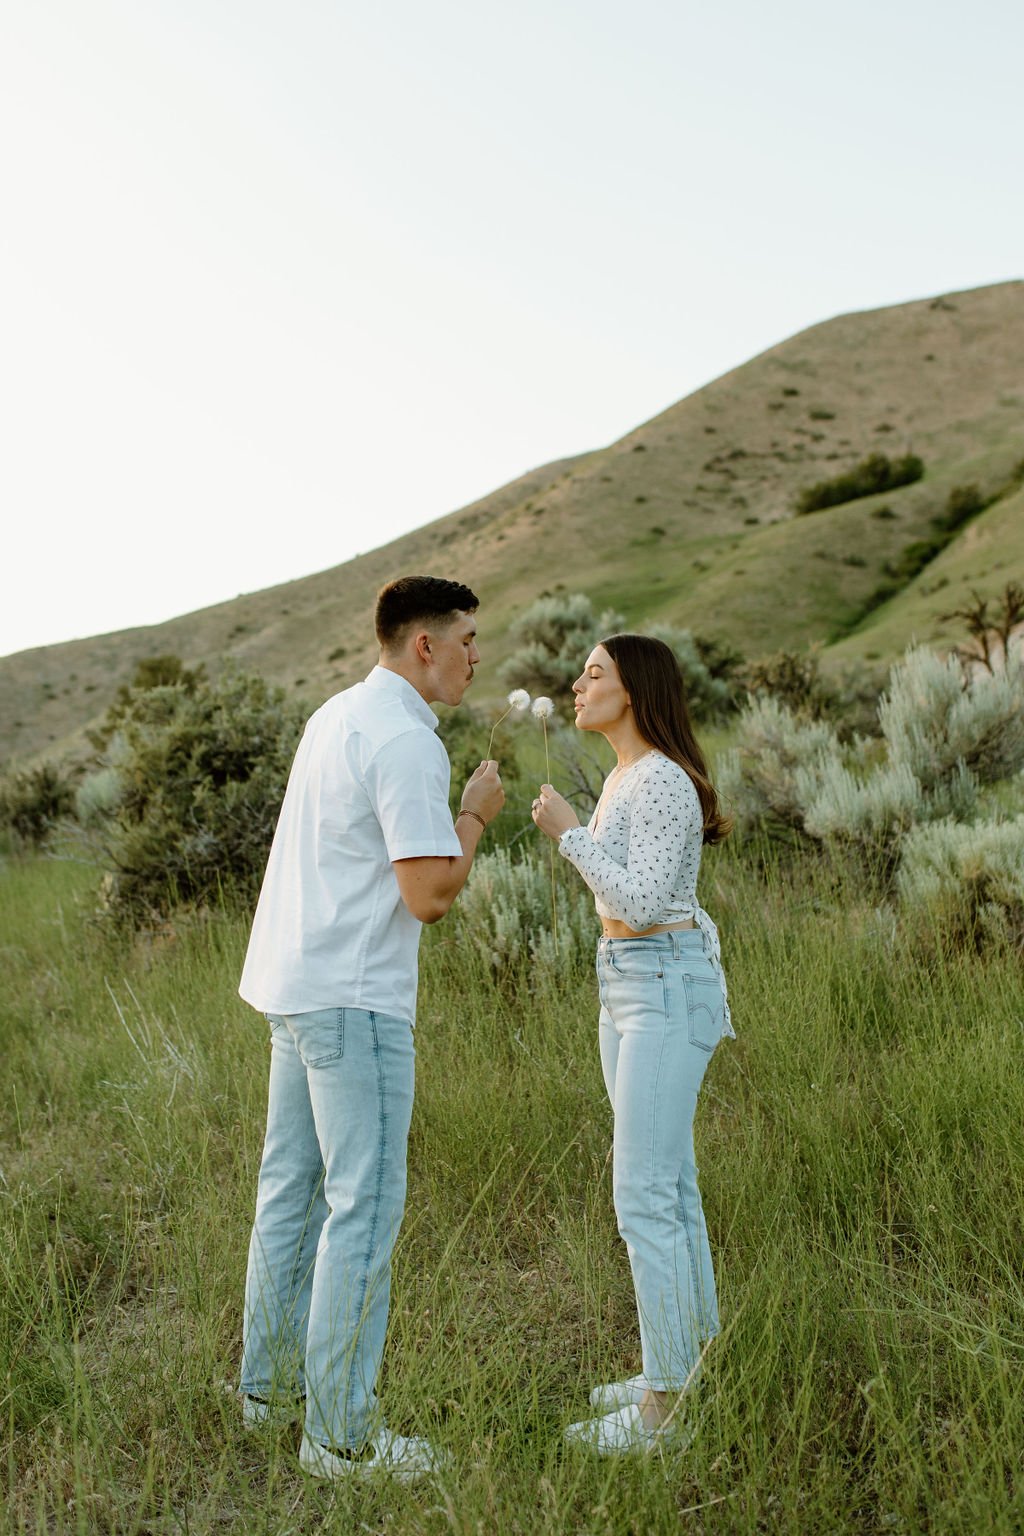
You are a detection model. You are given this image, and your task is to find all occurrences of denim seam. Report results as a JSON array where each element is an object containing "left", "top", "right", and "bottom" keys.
[
  {"left": 658, "top": 970, "right": 695, "bottom": 1381},
  {"left": 283, "top": 1016, "right": 338, "bottom": 1311},
  {"left": 677, "top": 964, "right": 712, "bottom": 1342},
  {"left": 646, "top": 973, "right": 690, "bottom": 1388},
  {"left": 341, "top": 1010, "right": 387, "bottom": 1443},
  {"left": 283, "top": 1161, "right": 325, "bottom": 1354},
  {"left": 679, "top": 1170, "right": 708, "bottom": 1344}
]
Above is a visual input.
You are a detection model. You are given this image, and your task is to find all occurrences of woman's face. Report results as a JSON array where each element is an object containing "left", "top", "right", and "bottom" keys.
[{"left": 572, "top": 645, "right": 631, "bottom": 734}]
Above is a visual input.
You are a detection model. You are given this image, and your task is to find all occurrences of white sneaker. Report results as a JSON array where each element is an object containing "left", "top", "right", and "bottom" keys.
[
  {"left": 564, "top": 1404, "right": 692, "bottom": 1457},
  {"left": 590, "top": 1358, "right": 703, "bottom": 1413},
  {"left": 228, "top": 1386, "right": 301, "bottom": 1430},
  {"left": 588, "top": 1374, "right": 649, "bottom": 1412},
  {"left": 299, "top": 1428, "right": 449, "bottom": 1483}
]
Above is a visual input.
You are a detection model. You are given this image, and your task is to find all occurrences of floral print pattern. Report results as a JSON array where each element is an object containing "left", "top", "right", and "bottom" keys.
[{"left": 559, "top": 750, "right": 735, "bottom": 1036}]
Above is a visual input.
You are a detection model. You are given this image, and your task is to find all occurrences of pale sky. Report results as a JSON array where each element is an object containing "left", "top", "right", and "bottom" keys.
[{"left": 3, "top": 0, "right": 1021, "bottom": 659}]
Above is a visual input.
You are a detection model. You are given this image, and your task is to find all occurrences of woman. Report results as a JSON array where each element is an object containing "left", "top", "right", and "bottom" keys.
[{"left": 531, "top": 633, "right": 733, "bottom": 1456}]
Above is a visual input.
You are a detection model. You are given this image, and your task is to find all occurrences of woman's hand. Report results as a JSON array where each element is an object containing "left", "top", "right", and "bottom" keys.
[{"left": 531, "top": 784, "right": 580, "bottom": 841}]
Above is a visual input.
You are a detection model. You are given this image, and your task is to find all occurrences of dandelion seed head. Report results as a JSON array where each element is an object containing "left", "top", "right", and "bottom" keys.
[
  {"left": 532, "top": 696, "right": 554, "bottom": 719},
  {"left": 507, "top": 688, "right": 531, "bottom": 712}
]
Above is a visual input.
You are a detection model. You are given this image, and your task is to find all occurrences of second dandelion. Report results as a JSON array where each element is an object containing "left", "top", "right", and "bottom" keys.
[{"left": 531, "top": 696, "right": 558, "bottom": 952}]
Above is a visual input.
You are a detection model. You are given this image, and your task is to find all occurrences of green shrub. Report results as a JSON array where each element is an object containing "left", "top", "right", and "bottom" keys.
[
  {"left": 880, "top": 646, "right": 1024, "bottom": 790},
  {"left": 883, "top": 537, "right": 945, "bottom": 584},
  {"left": 75, "top": 767, "right": 122, "bottom": 828},
  {"left": 718, "top": 696, "right": 838, "bottom": 837},
  {"left": 736, "top": 650, "right": 830, "bottom": 717},
  {"left": 800, "top": 758, "right": 927, "bottom": 858},
  {"left": 87, "top": 654, "right": 206, "bottom": 752},
  {"left": 0, "top": 762, "right": 78, "bottom": 847},
  {"left": 645, "top": 624, "right": 736, "bottom": 722},
  {"left": 499, "top": 596, "right": 735, "bottom": 725},
  {"left": 693, "top": 634, "right": 746, "bottom": 683},
  {"left": 498, "top": 593, "right": 625, "bottom": 710},
  {"left": 897, "top": 816, "right": 1024, "bottom": 950},
  {"left": 723, "top": 647, "right": 1024, "bottom": 891},
  {"left": 860, "top": 484, "right": 997, "bottom": 609},
  {"left": 795, "top": 453, "right": 924, "bottom": 515},
  {"left": 91, "top": 669, "right": 308, "bottom": 925},
  {"left": 938, "top": 483, "right": 985, "bottom": 532},
  {"left": 454, "top": 844, "right": 598, "bottom": 980}
]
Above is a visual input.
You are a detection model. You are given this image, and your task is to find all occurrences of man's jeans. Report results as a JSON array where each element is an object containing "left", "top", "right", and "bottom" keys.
[
  {"left": 240, "top": 1006, "right": 415, "bottom": 1449},
  {"left": 597, "top": 929, "right": 725, "bottom": 1391}
]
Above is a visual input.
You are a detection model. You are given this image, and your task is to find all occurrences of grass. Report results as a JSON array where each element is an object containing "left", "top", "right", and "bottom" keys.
[{"left": 3, "top": 839, "right": 1024, "bottom": 1533}]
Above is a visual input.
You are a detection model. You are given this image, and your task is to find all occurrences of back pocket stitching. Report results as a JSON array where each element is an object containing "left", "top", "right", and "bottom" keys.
[
  {"left": 683, "top": 976, "right": 724, "bottom": 1052},
  {"left": 304, "top": 1007, "right": 346, "bottom": 1068}
]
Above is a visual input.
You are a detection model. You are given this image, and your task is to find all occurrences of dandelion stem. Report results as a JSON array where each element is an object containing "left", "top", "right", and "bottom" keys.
[
  {"left": 486, "top": 705, "right": 512, "bottom": 761},
  {"left": 542, "top": 716, "right": 559, "bottom": 954}
]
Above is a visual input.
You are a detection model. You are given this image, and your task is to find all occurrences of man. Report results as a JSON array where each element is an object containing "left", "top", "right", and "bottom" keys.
[{"left": 237, "top": 575, "right": 503, "bottom": 1481}]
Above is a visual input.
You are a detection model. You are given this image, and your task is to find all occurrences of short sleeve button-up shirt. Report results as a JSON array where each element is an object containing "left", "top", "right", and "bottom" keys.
[{"left": 239, "top": 666, "right": 463, "bottom": 1023}]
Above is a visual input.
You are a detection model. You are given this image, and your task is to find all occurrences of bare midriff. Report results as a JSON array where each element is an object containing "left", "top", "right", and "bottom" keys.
[{"left": 600, "top": 917, "right": 696, "bottom": 938}]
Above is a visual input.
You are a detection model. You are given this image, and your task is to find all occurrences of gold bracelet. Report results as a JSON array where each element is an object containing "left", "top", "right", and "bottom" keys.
[{"left": 456, "top": 809, "right": 487, "bottom": 831}]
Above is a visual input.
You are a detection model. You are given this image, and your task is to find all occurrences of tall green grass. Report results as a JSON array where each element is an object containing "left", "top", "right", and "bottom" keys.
[{"left": 2, "top": 848, "right": 1023, "bottom": 1533}]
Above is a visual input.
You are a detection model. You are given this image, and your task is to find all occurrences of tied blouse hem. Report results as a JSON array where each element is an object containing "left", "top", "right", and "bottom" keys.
[{"left": 558, "top": 757, "right": 734, "bottom": 1037}]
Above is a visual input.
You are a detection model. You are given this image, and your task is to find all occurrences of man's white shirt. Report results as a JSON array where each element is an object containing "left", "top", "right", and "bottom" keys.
[{"left": 239, "top": 667, "right": 463, "bottom": 1023}]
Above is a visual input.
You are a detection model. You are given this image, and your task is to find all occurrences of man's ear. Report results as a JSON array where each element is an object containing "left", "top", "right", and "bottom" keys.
[{"left": 413, "top": 630, "right": 432, "bottom": 664}]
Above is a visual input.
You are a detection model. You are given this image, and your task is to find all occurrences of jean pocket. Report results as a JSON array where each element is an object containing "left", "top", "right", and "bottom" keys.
[
  {"left": 291, "top": 1007, "right": 346, "bottom": 1068},
  {"left": 683, "top": 972, "right": 725, "bottom": 1052},
  {"left": 607, "top": 942, "right": 665, "bottom": 980}
]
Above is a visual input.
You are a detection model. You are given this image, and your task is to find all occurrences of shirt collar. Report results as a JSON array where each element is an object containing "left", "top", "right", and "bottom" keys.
[{"left": 364, "top": 665, "right": 440, "bottom": 732}]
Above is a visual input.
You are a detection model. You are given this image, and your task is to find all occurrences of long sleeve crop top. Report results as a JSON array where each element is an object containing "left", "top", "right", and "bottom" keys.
[{"left": 558, "top": 749, "right": 734, "bottom": 1035}]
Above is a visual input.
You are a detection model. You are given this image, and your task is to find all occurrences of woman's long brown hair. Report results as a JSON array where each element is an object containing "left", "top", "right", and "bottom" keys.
[{"left": 600, "top": 633, "right": 732, "bottom": 845}]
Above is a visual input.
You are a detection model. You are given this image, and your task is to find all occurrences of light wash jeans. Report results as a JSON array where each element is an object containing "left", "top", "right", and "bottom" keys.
[
  {"left": 597, "top": 929, "right": 726, "bottom": 1392},
  {"left": 240, "top": 1006, "right": 415, "bottom": 1450}
]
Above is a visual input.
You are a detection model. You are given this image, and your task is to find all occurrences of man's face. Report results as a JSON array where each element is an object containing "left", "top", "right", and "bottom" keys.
[{"left": 426, "top": 612, "right": 480, "bottom": 706}]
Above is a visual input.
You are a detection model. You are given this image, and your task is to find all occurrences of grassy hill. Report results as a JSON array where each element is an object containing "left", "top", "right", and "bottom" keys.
[{"left": 3, "top": 279, "right": 1022, "bottom": 763}]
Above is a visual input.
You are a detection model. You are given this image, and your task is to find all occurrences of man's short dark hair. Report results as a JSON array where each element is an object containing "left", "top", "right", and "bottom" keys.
[{"left": 374, "top": 575, "right": 479, "bottom": 649}]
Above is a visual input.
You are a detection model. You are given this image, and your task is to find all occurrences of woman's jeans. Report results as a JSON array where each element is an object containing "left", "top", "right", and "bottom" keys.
[
  {"left": 240, "top": 1006, "right": 415, "bottom": 1450},
  {"left": 597, "top": 929, "right": 726, "bottom": 1392}
]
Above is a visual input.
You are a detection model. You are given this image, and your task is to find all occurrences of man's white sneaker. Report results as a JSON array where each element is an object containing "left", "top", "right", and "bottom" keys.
[
  {"left": 299, "top": 1428, "right": 449, "bottom": 1483},
  {"left": 564, "top": 1403, "right": 692, "bottom": 1457},
  {"left": 588, "top": 1374, "right": 649, "bottom": 1412},
  {"left": 230, "top": 1387, "right": 301, "bottom": 1430}
]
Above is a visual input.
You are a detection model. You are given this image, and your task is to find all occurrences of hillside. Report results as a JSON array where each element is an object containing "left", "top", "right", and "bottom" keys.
[{"left": 3, "top": 279, "right": 1022, "bottom": 763}]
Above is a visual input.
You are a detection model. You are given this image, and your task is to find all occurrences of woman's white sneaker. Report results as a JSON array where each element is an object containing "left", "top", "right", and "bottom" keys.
[
  {"left": 299, "top": 1428, "right": 449, "bottom": 1483},
  {"left": 565, "top": 1403, "right": 693, "bottom": 1457},
  {"left": 588, "top": 1374, "right": 649, "bottom": 1412},
  {"left": 590, "top": 1357, "right": 703, "bottom": 1413},
  {"left": 565, "top": 1404, "right": 656, "bottom": 1455}
]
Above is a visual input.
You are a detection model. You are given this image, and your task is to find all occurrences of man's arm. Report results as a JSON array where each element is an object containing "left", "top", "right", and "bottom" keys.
[{"left": 393, "top": 760, "right": 503, "bottom": 923}]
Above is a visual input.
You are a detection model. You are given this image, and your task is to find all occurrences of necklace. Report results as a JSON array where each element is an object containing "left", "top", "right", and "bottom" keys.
[
  {"left": 593, "top": 750, "right": 652, "bottom": 833},
  {"left": 611, "top": 748, "right": 651, "bottom": 774}
]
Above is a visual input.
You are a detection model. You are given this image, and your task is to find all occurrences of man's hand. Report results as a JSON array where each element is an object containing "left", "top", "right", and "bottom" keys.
[
  {"left": 393, "top": 761, "right": 504, "bottom": 924},
  {"left": 460, "top": 759, "right": 504, "bottom": 826},
  {"left": 531, "top": 783, "right": 580, "bottom": 841}
]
